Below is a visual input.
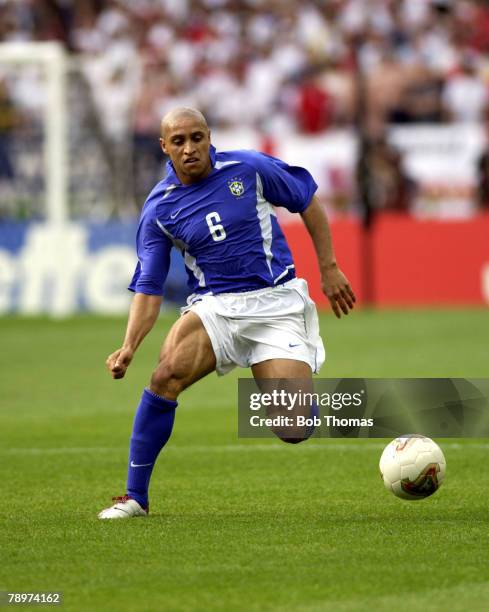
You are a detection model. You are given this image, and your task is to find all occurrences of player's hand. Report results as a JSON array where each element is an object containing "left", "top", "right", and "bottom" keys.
[
  {"left": 321, "top": 265, "right": 356, "bottom": 318},
  {"left": 106, "top": 347, "right": 134, "bottom": 379}
]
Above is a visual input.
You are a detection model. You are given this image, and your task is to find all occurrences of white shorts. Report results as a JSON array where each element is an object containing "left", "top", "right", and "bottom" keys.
[{"left": 182, "top": 278, "right": 326, "bottom": 376}]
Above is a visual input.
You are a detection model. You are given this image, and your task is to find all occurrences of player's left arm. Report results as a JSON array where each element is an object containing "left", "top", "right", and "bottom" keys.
[{"left": 300, "top": 195, "right": 356, "bottom": 318}]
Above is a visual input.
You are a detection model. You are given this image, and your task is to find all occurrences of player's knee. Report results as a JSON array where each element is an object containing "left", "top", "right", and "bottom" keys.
[
  {"left": 280, "top": 404, "right": 317, "bottom": 444},
  {"left": 279, "top": 435, "right": 308, "bottom": 445},
  {"left": 150, "top": 357, "right": 184, "bottom": 398},
  {"left": 276, "top": 420, "right": 316, "bottom": 444}
]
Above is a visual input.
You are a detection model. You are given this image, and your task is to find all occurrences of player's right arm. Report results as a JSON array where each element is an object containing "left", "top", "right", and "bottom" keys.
[
  {"left": 106, "top": 198, "right": 172, "bottom": 379},
  {"left": 106, "top": 293, "right": 162, "bottom": 379}
]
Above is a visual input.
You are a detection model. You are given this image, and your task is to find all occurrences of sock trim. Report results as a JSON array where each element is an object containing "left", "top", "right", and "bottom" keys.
[{"left": 143, "top": 387, "right": 178, "bottom": 410}]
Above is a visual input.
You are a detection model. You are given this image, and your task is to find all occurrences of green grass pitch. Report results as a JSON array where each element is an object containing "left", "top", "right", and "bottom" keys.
[{"left": 1, "top": 308, "right": 489, "bottom": 611}]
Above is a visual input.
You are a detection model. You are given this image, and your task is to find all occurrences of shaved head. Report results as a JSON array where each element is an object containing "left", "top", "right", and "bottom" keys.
[
  {"left": 159, "top": 106, "right": 212, "bottom": 185},
  {"left": 160, "top": 107, "right": 208, "bottom": 138}
]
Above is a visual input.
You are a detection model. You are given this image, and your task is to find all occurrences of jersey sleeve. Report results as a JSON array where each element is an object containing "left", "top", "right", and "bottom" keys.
[
  {"left": 251, "top": 151, "right": 318, "bottom": 213},
  {"left": 128, "top": 208, "right": 172, "bottom": 295}
]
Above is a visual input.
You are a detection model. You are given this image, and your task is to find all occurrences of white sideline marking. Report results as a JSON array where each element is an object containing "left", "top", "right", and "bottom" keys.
[{"left": 1, "top": 442, "right": 488, "bottom": 456}]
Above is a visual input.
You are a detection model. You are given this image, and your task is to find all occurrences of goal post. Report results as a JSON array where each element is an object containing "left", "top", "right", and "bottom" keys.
[{"left": 0, "top": 41, "right": 68, "bottom": 223}]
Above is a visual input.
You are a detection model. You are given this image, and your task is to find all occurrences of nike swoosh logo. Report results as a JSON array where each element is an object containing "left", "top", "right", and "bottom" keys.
[
  {"left": 289, "top": 343, "right": 301, "bottom": 347},
  {"left": 170, "top": 208, "right": 183, "bottom": 219},
  {"left": 130, "top": 460, "right": 153, "bottom": 468}
]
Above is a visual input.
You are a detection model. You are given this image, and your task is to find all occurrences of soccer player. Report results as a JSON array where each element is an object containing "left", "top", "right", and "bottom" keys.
[{"left": 98, "top": 107, "right": 355, "bottom": 519}]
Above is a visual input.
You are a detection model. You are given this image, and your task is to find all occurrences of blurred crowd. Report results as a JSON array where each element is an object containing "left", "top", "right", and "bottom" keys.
[
  {"left": 1, "top": 0, "right": 489, "bottom": 135},
  {"left": 2, "top": 0, "right": 489, "bottom": 216}
]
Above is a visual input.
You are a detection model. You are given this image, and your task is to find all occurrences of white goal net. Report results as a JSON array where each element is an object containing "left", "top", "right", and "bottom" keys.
[
  {"left": 0, "top": 42, "right": 67, "bottom": 222},
  {"left": 0, "top": 40, "right": 138, "bottom": 222}
]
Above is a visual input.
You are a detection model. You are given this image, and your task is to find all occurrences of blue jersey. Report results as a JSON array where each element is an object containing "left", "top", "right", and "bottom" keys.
[{"left": 129, "top": 145, "right": 317, "bottom": 302}]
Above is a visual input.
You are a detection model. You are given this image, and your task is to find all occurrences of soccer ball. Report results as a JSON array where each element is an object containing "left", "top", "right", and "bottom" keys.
[{"left": 379, "top": 434, "right": 446, "bottom": 500}]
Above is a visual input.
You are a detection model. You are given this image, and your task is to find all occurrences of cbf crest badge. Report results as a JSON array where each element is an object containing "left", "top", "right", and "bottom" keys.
[{"left": 228, "top": 178, "right": 245, "bottom": 197}]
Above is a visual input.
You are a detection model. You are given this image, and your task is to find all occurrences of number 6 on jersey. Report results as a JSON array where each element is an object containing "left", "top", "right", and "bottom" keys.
[{"left": 205, "top": 212, "right": 227, "bottom": 242}]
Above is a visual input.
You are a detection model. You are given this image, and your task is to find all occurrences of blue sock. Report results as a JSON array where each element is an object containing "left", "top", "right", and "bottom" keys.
[{"left": 126, "top": 388, "right": 177, "bottom": 509}]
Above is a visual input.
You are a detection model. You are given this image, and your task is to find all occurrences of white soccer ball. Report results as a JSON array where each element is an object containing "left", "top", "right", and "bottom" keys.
[{"left": 379, "top": 434, "right": 446, "bottom": 500}]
